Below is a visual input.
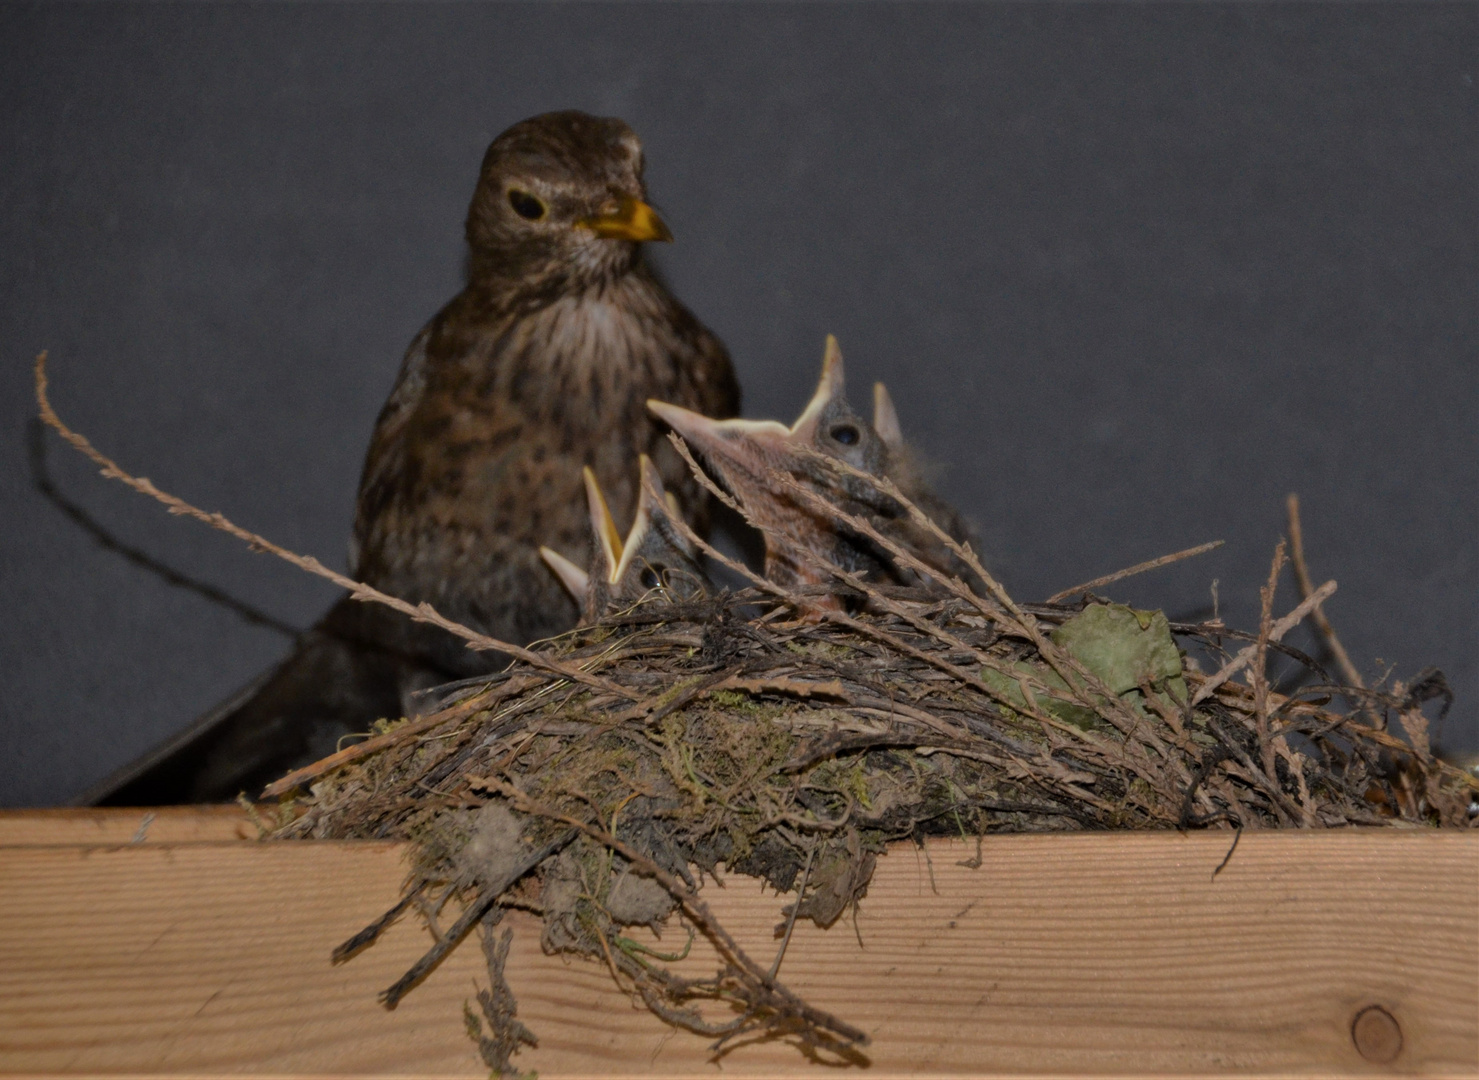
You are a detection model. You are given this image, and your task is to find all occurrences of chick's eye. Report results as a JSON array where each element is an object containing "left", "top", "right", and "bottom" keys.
[
  {"left": 830, "top": 424, "right": 860, "bottom": 446},
  {"left": 639, "top": 566, "right": 662, "bottom": 590},
  {"left": 507, "top": 189, "right": 546, "bottom": 221}
]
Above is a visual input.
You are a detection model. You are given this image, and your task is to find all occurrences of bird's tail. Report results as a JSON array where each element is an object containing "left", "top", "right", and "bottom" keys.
[{"left": 79, "top": 597, "right": 430, "bottom": 806}]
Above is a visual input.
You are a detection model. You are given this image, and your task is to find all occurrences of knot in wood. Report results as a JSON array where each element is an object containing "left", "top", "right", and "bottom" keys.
[{"left": 1351, "top": 1004, "right": 1402, "bottom": 1064}]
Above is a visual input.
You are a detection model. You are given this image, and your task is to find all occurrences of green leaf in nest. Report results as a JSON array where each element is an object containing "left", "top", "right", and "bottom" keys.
[
  {"left": 1050, "top": 603, "right": 1184, "bottom": 697},
  {"left": 982, "top": 603, "right": 1189, "bottom": 730}
]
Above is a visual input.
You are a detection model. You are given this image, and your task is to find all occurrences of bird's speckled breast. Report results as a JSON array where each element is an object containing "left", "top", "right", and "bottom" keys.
[{"left": 349, "top": 265, "right": 736, "bottom": 657}]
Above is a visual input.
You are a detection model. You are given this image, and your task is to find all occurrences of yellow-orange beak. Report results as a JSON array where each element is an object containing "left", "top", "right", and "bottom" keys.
[{"left": 576, "top": 196, "right": 673, "bottom": 243}]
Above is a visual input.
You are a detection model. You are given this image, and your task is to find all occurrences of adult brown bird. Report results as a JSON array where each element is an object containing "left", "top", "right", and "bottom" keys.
[{"left": 89, "top": 111, "right": 739, "bottom": 805}]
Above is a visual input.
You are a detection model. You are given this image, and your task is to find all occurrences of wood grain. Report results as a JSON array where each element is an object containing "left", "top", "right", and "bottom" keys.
[
  {"left": 0, "top": 812, "right": 1474, "bottom": 1077},
  {"left": 0, "top": 806, "right": 257, "bottom": 846}
]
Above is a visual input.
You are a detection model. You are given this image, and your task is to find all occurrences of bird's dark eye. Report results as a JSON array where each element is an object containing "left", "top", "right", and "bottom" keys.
[
  {"left": 639, "top": 566, "right": 661, "bottom": 590},
  {"left": 830, "top": 424, "right": 860, "bottom": 446},
  {"left": 507, "top": 189, "right": 546, "bottom": 221}
]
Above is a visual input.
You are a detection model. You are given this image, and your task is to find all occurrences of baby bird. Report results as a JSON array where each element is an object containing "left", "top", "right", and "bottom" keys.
[
  {"left": 541, "top": 456, "right": 708, "bottom": 622},
  {"left": 648, "top": 336, "right": 977, "bottom": 599},
  {"left": 91, "top": 111, "right": 738, "bottom": 805},
  {"left": 868, "top": 381, "right": 976, "bottom": 554}
]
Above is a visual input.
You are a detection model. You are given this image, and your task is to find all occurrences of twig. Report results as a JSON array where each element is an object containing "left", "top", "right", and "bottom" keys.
[
  {"left": 1251, "top": 541, "right": 1287, "bottom": 781},
  {"left": 672, "top": 440, "right": 1182, "bottom": 807},
  {"left": 1189, "top": 579, "right": 1337, "bottom": 706},
  {"left": 1285, "top": 494, "right": 1364, "bottom": 689},
  {"left": 1211, "top": 828, "right": 1242, "bottom": 880},
  {"left": 769, "top": 843, "right": 816, "bottom": 981},
  {"left": 793, "top": 446, "right": 1022, "bottom": 626},
  {"left": 662, "top": 511, "right": 987, "bottom": 743},
  {"left": 482, "top": 777, "right": 868, "bottom": 1047},
  {"left": 771, "top": 468, "right": 1179, "bottom": 768},
  {"left": 380, "top": 886, "right": 501, "bottom": 1008},
  {"left": 378, "top": 830, "right": 572, "bottom": 1008},
  {"left": 332, "top": 881, "right": 427, "bottom": 963},
  {"left": 261, "top": 675, "right": 539, "bottom": 797},
  {"left": 1045, "top": 540, "right": 1224, "bottom": 604},
  {"left": 34, "top": 352, "right": 634, "bottom": 701}
]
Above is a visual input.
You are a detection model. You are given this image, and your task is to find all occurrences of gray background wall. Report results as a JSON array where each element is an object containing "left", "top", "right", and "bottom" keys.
[{"left": 2, "top": 2, "right": 1474, "bottom": 806}]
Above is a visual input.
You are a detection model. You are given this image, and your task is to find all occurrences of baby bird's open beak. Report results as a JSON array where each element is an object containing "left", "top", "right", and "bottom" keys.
[
  {"left": 646, "top": 399, "right": 797, "bottom": 482},
  {"left": 576, "top": 196, "right": 672, "bottom": 242},
  {"left": 647, "top": 335, "right": 850, "bottom": 484},
  {"left": 539, "top": 546, "right": 589, "bottom": 604}
]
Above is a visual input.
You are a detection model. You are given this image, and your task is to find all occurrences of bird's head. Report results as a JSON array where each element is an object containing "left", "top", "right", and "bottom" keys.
[
  {"left": 465, "top": 111, "right": 672, "bottom": 293},
  {"left": 648, "top": 337, "right": 905, "bottom": 594},
  {"left": 540, "top": 456, "right": 705, "bottom": 623},
  {"left": 648, "top": 336, "right": 891, "bottom": 498}
]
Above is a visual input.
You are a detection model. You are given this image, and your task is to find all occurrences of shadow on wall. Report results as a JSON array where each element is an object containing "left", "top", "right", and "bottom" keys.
[{"left": 28, "top": 417, "right": 303, "bottom": 642}]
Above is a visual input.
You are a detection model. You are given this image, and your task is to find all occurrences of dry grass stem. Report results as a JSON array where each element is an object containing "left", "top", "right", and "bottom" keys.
[
  {"left": 1189, "top": 579, "right": 1336, "bottom": 706},
  {"left": 35, "top": 353, "right": 632, "bottom": 699},
  {"left": 1045, "top": 540, "right": 1225, "bottom": 604},
  {"left": 1286, "top": 493, "right": 1365, "bottom": 689}
]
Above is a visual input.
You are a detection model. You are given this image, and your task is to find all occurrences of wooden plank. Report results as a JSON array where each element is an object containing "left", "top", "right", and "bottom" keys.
[
  {"left": 0, "top": 806, "right": 256, "bottom": 847},
  {"left": 0, "top": 818, "right": 1473, "bottom": 1077}
]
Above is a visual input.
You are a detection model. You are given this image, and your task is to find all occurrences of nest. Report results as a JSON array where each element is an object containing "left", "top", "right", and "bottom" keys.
[
  {"left": 261, "top": 454, "right": 1475, "bottom": 1072},
  {"left": 33, "top": 353, "right": 1476, "bottom": 1073}
]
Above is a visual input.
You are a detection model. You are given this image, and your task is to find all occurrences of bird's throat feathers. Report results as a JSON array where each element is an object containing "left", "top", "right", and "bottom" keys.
[{"left": 439, "top": 269, "right": 685, "bottom": 429}]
